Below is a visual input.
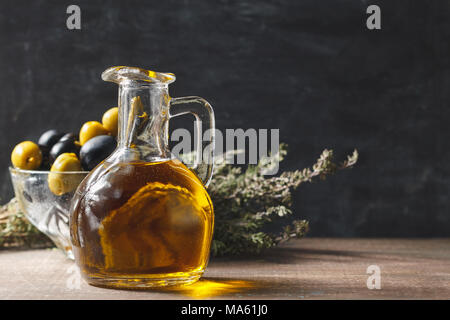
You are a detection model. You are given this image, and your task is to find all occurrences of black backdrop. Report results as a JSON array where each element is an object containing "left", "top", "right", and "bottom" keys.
[{"left": 1, "top": 0, "right": 448, "bottom": 236}]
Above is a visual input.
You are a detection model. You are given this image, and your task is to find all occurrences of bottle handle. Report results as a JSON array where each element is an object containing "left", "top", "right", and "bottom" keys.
[{"left": 169, "top": 96, "right": 215, "bottom": 187}]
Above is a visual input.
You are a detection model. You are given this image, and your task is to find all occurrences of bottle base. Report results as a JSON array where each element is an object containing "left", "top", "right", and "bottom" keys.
[{"left": 84, "top": 270, "right": 204, "bottom": 290}]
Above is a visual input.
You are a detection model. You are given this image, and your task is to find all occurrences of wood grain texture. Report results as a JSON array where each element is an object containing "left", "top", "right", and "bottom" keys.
[{"left": 1, "top": 238, "right": 449, "bottom": 300}]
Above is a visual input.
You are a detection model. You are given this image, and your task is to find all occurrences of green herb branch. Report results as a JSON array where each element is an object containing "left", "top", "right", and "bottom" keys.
[
  {"left": 0, "top": 198, "right": 52, "bottom": 249},
  {"left": 207, "top": 145, "right": 358, "bottom": 256}
]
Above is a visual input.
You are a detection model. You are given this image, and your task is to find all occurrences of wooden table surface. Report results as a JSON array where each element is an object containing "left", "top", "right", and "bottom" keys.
[{"left": 1, "top": 238, "right": 449, "bottom": 300}]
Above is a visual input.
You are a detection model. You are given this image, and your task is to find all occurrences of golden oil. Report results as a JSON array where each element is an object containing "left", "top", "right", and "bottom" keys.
[{"left": 70, "top": 159, "right": 214, "bottom": 288}]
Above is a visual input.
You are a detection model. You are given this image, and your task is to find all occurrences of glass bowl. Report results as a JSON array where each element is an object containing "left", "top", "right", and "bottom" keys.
[{"left": 9, "top": 167, "right": 88, "bottom": 259}]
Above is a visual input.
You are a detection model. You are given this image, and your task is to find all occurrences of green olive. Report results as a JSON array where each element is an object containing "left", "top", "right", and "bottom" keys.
[
  {"left": 102, "top": 107, "right": 118, "bottom": 137},
  {"left": 48, "top": 153, "right": 83, "bottom": 196},
  {"left": 11, "top": 141, "right": 42, "bottom": 170},
  {"left": 79, "top": 121, "right": 109, "bottom": 145}
]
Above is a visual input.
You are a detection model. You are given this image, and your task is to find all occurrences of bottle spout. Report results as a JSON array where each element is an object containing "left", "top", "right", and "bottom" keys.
[{"left": 102, "top": 66, "right": 176, "bottom": 85}]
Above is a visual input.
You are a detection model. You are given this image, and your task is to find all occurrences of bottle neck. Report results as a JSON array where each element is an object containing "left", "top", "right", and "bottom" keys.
[{"left": 117, "top": 82, "right": 171, "bottom": 161}]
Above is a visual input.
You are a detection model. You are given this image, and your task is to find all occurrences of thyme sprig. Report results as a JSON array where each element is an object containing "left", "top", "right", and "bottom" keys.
[
  {"left": 207, "top": 145, "right": 358, "bottom": 256},
  {"left": 0, "top": 198, "right": 52, "bottom": 249}
]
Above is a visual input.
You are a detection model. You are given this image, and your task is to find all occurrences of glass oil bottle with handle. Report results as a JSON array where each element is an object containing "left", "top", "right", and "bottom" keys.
[{"left": 70, "top": 66, "right": 215, "bottom": 289}]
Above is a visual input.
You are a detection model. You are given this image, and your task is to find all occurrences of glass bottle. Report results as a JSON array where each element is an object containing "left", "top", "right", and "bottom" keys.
[{"left": 70, "top": 66, "right": 215, "bottom": 289}]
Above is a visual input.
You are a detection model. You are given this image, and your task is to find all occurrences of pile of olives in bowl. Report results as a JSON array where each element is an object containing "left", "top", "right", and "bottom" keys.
[
  {"left": 9, "top": 107, "right": 118, "bottom": 258},
  {"left": 11, "top": 107, "right": 118, "bottom": 195}
]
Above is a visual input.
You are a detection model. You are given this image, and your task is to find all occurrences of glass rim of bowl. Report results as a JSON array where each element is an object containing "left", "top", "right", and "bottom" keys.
[{"left": 9, "top": 166, "right": 89, "bottom": 175}]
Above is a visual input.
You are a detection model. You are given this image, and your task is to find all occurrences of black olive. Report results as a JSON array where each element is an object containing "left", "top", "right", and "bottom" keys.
[
  {"left": 59, "top": 132, "right": 78, "bottom": 143},
  {"left": 24, "top": 175, "right": 48, "bottom": 202},
  {"left": 38, "top": 130, "right": 64, "bottom": 149},
  {"left": 39, "top": 157, "right": 52, "bottom": 171},
  {"left": 38, "top": 144, "right": 51, "bottom": 170},
  {"left": 50, "top": 140, "right": 79, "bottom": 162},
  {"left": 80, "top": 135, "right": 116, "bottom": 171},
  {"left": 22, "top": 190, "right": 33, "bottom": 203}
]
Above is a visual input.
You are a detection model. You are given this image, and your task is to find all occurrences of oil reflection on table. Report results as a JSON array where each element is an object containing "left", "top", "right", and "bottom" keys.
[{"left": 161, "top": 277, "right": 260, "bottom": 299}]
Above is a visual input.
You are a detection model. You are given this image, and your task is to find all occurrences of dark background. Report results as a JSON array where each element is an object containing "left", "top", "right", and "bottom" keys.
[{"left": 0, "top": 0, "right": 448, "bottom": 236}]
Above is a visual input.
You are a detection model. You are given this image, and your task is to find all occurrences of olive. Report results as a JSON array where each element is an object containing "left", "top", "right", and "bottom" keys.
[
  {"left": 23, "top": 175, "right": 48, "bottom": 202},
  {"left": 79, "top": 121, "right": 109, "bottom": 145},
  {"left": 11, "top": 141, "right": 42, "bottom": 170},
  {"left": 102, "top": 107, "right": 119, "bottom": 137},
  {"left": 38, "top": 157, "right": 52, "bottom": 171},
  {"left": 22, "top": 191, "right": 33, "bottom": 203},
  {"left": 59, "top": 132, "right": 78, "bottom": 143},
  {"left": 50, "top": 153, "right": 82, "bottom": 172},
  {"left": 50, "top": 140, "right": 80, "bottom": 162},
  {"left": 38, "top": 144, "right": 51, "bottom": 170},
  {"left": 48, "top": 153, "right": 83, "bottom": 196},
  {"left": 80, "top": 135, "right": 116, "bottom": 170},
  {"left": 38, "top": 130, "right": 64, "bottom": 149}
]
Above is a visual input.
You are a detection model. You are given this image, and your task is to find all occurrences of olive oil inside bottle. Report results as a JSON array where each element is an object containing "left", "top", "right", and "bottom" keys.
[{"left": 70, "top": 159, "right": 214, "bottom": 283}]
